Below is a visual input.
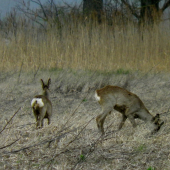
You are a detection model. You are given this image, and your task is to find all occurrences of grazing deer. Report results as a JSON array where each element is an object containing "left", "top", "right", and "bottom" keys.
[
  {"left": 95, "top": 85, "right": 164, "bottom": 135},
  {"left": 31, "top": 78, "right": 52, "bottom": 128}
]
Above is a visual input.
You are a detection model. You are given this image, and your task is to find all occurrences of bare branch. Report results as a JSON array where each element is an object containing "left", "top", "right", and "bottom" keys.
[
  {"left": 121, "top": 0, "right": 140, "bottom": 19},
  {"left": 0, "top": 139, "right": 20, "bottom": 150},
  {"left": 2, "top": 127, "right": 78, "bottom": 154},
  {"left": 43, "top": 116, "right": 96, "bottom": 168},
  {"left": 162, "top": 0, "right": 170, "bottom": 12},
  {"left": 17, "top": 5, "right": 47, "bottom": 30},
  {"left": 0, "top": 107, "right": 21, "bottom": 134},
  {"left": 36, "top": 0, "right": 48, "bottom": 19}
]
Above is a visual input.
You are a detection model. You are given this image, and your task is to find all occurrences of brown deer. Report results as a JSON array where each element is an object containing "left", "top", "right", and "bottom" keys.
[
  {"left": 31, "top": 78, "right": 52, "bottom": 128},
  {"left": 95, "top": 85, "right": 164, "bottom": 135}
]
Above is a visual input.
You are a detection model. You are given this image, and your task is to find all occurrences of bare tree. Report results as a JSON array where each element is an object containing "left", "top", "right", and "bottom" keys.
[
  {"left": 121, "top": 0, "right": 170, "bottom": 25},
  {"left": 17, "top": 0, "right": 61, "bottom": 30}
]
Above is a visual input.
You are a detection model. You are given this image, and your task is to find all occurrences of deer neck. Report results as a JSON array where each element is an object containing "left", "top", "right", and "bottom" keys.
[{"left": 43, "top": 90, "right": 50, "bottom": 98}]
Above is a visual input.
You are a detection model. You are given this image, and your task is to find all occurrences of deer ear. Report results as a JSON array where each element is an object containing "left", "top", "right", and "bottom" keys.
[
  {"left": 48, "top": 78, "right": 51, "bottom": 86},
  {"left": 41, "top": 79, "right": 45, "bottom": 88},
  {"left": 153, "top": 114, "right": 160, "bottom": 120},
  {"left": 154, "top": 121, "right": 164, "bottom": 133},
  {"left": 160, "top": 121, "right": 164, "bottom": 127},
  {"left": 155, "top": 113, "right": 160, "bottom": 118},
  {"left": 152, "top": 114, "right": 160, "bottom": 124}
]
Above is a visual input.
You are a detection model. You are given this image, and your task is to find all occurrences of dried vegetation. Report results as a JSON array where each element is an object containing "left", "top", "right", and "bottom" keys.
[
  {"left": 0, "top": 70, "right": 170, "bottom": 169},
  {"left": 0, "top": 10, "right": 170, "bottom": 169}
]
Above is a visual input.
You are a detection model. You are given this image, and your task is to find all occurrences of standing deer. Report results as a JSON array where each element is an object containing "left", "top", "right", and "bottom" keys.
[
  {"left": 95, "top": 85, "right": 164, "bottom": 135},
  {"left": 31, "top": 78, "right": 52, "bottom": 128}
]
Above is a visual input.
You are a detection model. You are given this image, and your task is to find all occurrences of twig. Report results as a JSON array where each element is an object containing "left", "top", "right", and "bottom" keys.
[
  {"left": 0, "top": 107, "right": 21, "bottom": 134},
  {"left": 63, "top": 92, "right": 89, "bottom": 127},
  {"left": 60, "top": 72, "right": 96, "bottom": 130},
  {"left": 5, "top": 122, "right": 35, "bottom": 130},
  {"left": 43, "top": 116, "right": 95, "bottom": 168},
  {"left": 0, "top": 138, "right": 20, "bottom": 150},
  {"left": 2, "top": 127, "right": 78, "bottom": 155},
  {"left": 71, "top": 132, "right": 105, "bottom": 169}
]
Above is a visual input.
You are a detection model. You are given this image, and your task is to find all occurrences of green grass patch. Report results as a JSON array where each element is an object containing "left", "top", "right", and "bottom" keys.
[
  {"left": 32, "top": 163, "right": 40, "bottom": 167},
  {"left": 115, "top": 68, "right": 130, "bottom": 75},
  {"left": 93, "top": 68, "right": 130, "bottom": 77},
  {"left": 134, "top": 144, "right": 147, "bottom": 152},
  {"left": 82, "top": 98, "right": 87, "bottom": 102},
  {"left": 80, "top": 154, "right": 85, "bottom": 161},
  {"left": 147, "top": 167, "right": 155, "bottom": 170}
]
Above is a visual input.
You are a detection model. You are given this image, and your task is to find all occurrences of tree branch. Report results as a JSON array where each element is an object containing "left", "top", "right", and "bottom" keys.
[
  {"left": 0, "top": 138, "right": 20, "bottom": 150},
  {"left": 36, "top": 0, "right": 48, "bottom": 20},
  {"left": 162, "top": 0, "right": 170, "bottom": 12},
  {"left": 121, "top": 0, "right": 140, "bottom": 19},
  {"left": 0, "top": 107, "right": 21, "bottom": 134}
]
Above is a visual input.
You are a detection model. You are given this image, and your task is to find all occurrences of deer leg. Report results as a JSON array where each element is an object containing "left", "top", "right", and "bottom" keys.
[
  {"left": 36, "top": 117, "right": 44, "bottom": 128},
  {"left": 38, "top": 109, "right": 46, "bottom": 128},
  {"left": 125, "top": 108, "right": 137, "bottom": 128},
  {"left": 114, "top": 105, "right": 127, "bottom": 130},
  {"left": 118, "top": 114, "right": 127, "bottom": 130},
  {"left": 35, "top": 115, "right": 39, "bottom": 128},
  {"left": 96, "top": 115, "right": 105, "bottom": 135},
  {"left": 96, "top": 107, "right": 112, "bottom": 135},
  {"left": 128, "top": 115, "right": 137, "bottom": 128},
  {"left": 47, "top": 116, "right": 51, "bottom": 125},
  {"left": 41, "top": 119, "right": 44, "bottom": 127},
  {"left": 46, "top": 110, "right": 52, "bottom": 125},
  {"left": 37, "top": 116, "right": 41, "bottom": 128},
  {"left": 33, "top": 109, "right": 39, "bottom": 128}
]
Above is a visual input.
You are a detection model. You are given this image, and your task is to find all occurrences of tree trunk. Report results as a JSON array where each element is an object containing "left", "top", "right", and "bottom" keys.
[
  {"left": 83, "top": 0, "right": 103, "bottom": 23},
  {"left": 140, "top": 0, "right": 159, "bottom": 25}
]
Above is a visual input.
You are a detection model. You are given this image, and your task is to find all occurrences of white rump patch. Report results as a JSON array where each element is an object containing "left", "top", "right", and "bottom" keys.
[
  {"left": 94, "top": 91, "right": 100, "bottom": 101},
  {"left": 31, "top": 98, "right": 44, "bottom": 107}
]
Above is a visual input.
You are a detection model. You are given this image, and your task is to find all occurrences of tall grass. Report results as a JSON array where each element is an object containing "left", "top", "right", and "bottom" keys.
[{"left": 1, "top": 20, "right": 170, "bottom": 72}]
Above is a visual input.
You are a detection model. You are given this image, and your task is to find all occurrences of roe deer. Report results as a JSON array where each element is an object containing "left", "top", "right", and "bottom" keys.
[
  {"left": 95, "top": 85, "right": 164, "bottom": 135},
  {"left": 31, "top": 78, "right": 52, "bottom": 128}
]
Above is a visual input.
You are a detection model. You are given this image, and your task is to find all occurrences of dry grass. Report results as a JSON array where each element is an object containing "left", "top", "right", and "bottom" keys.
[
  {"left": 0, "top": 21, "right": 170, "bottom": 73},
  {"left": 0, "top": 70, "right": 170, "bottom": 169},
  {"left": 0, "top": 19, "right": 170, "bottom": 169}
]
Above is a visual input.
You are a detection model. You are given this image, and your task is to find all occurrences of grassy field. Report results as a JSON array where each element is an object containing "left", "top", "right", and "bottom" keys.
[
  {"left": 0, "top": 70, "right": 169, "bottom": 169},
  {"left": 0, "top": 21, "right": 170, "bottom": 169},
  {"left": 0, "top": 21, "right": 170, "bottom": 73}
]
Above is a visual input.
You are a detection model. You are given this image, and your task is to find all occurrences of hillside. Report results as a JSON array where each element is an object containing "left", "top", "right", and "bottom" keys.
[{"left": 0, "top": 70, "right": 169, "bottom": 170}]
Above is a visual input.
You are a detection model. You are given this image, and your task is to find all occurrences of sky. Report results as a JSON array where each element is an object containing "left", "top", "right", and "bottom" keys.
[
  {"left": 0, "top": 0, "right": 81, "bottom": 18},
  {"left": 0, "top": 0, "right": 16, "bottom": 17}
]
